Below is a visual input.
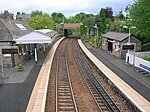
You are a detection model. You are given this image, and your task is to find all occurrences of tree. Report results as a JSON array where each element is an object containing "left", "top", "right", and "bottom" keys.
[
  {"left": 31, "top": 10, "right": 43, "bottom": 17},
  {"left": 110, "top": 20, "right": 126, "bottom": 32},
  {"left": 95, "top": 8, "right": 107, "bottom": 34},
  {"left": 115, "top": 10, "right": 125, "bottom": 21},
  {"left": 104, "top": 7, "right": 114, "bottom": 21},
  {"left": 28, "top": 15, "right": 54, "bottom": 29},
  {"left": 51, "top": 12, "right": 67, "bottom": 24},
  {"left": 129, "top": 0, "right": 150, "bottom": 43}
]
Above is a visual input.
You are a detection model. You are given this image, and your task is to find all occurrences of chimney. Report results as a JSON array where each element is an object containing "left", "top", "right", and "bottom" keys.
[{"left": 4, "top": 10, "right": 14, "bottom": 20}]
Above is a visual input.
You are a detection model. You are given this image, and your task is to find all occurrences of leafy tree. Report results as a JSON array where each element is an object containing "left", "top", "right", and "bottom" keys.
[
  {"left": 110, "top": 10, "right": 125, "bottom": 32},
  {"left": 51, "top": 12, "right": 67, "bottom": 24},
  {"left": 110, "top": 20, "right": 126, "bottom": 32},
  {"left": 31, "top": 10, "right": 43, "bottom": 17},
  {"left": 82, "top": 14, "right": 96, "bottom": 34},
  {"left": 115, "top": 10, "right": 125, "bottom": 21},
  {"left": 28, "top": 15, "right": 54, "bottom": 29},
  {"left": 67, "top": 16, "right": 80, "bottom": 23},
  {"left": 129, "top": 0, "right": 150, "bottom": 43},
  {"left": 104, "top": 7, "right": 114, "bottom": 21},
  {"left": 68, "top": 12, "right": 88, "bottom": 23},
  {"left": 67, "top": 13, "right": 95, "bottom": 36},
  {"left": 125, "top": 5, "right": 131, "bottom": 20},
  {"left": 95, "top": 8, "right": 107, "bottom": 34}
]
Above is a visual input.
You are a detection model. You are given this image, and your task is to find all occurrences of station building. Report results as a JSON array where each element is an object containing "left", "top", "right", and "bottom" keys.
[{"left": 102, "top": 32, "right": 141, "bottom": 59}]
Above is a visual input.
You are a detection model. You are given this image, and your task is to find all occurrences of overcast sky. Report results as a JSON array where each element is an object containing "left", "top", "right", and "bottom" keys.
[{"left": 0, "top": 0, "right": 134, "bottom": 17}]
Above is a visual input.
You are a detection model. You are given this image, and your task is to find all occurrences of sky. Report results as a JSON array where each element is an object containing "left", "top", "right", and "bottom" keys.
[{"left": 0, "top": 0, "right": 134, "bottom": 17}]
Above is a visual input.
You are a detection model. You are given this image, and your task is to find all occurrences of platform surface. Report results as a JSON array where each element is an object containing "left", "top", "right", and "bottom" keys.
[{"left": 82, "top": 41, "right": 150, "bottom": 102}]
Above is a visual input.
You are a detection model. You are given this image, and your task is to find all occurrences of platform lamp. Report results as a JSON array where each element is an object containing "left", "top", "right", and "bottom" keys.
[
  {"left": 123, "top": 25, "right": 136, "bottom": 65},
  {"left": 123, "top": 26, "right": 136, "bottom": 43},
  {"left": 85, "top": 26, "right": 88, "bottom": 35},
  {"left": 94, "top": 24, "right": 98, "bottom": 46},
  {"left": 85, "top": 26, "right": 89, "bottom": 38}
]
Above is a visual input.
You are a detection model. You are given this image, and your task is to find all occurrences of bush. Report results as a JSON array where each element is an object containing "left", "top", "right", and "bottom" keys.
[
  {"left": 17, "top": 63, "right": 23, "bottom": 69},
  {"left": 141, "top": 55, "right": 150, "bottom": 62}
]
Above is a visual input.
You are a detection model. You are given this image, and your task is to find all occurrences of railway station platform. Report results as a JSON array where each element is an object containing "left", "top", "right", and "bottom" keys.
[
  {"left": 0, "top": 37, "right": 149, "bottom": 112},
  {"left": 0, "top": 46, "right": 52, "bottom": 112},
  {"left": 82, "top": 41, "right": 150, "bottom": 101},
  {"left": 78, "top": 40, "right": 150, "bottom": 112},
  {"left": 0, "top": 38, "right": 62, "bottom": 112}
]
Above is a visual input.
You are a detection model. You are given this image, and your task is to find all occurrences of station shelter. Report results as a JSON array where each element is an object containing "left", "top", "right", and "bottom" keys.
[
  {"left": 102, "top": 32, "right": 141, "bottom": 59},
  {"left": 14, "top": 31, "right": 52, "bottom": 63}
]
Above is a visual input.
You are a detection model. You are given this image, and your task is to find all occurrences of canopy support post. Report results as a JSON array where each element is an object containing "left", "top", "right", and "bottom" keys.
[{"left": 34, "top": 44, "right": 38, "bottom": 64}]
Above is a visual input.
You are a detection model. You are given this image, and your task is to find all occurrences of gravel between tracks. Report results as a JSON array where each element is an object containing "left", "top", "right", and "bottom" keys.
[{"left": 45, "top": 39, "right": 99, "bottom": 112}]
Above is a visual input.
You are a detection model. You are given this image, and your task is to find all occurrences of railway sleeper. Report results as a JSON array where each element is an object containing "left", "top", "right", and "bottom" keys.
[
  {"left": 59, "top": 110, "right": 75, "bottom": 112},
  {"left": 58, "top": 99, "right": 72, "bottom": 102},
  {"left": 58, "top": 93, "right": 71, "bottom": 96},
  {"left": 58, "top": 96, "right": 72, "bottom": 99},
  {"left": 58, "top": 103, "right": 74, "bottom": 106},
  {"left": 59, "top": 106, "right": 75, "bottom": 110}
]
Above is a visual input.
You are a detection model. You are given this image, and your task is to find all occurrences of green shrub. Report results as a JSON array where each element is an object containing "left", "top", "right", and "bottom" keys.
[
  {"left": 17, "top": 64, "right": 23, "bottom": 69},
  {"left": 141, "top": 55, "right": 150, "bottom": 62}
]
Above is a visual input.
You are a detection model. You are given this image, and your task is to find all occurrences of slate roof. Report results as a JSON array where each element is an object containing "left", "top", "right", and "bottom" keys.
[
  {"left": 102, "top": 32, "right": 130, "bottom": 41},
  {"left": 16, "top": 14, "right": 31, "bottom": 23},
  {"left": 18, "top": 14, "right": 31, "bottom": 19},
  {"left": 0, "top": 18, "right": 33, "bottom": 41}
]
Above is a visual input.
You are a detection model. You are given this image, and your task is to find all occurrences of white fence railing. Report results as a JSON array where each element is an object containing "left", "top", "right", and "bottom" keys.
[{"left": 126, "top": 53, "right": 150, "bottom": 73}]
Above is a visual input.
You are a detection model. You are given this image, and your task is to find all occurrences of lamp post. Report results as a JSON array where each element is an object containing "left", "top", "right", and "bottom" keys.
[
  {"left": 94, "top": 24, "right": 98, "bottom": 46},
  {"left": 85, "top": 26, "right": 88, "bottom": 35},
  {"left": 123, "top": 25, "right": 136, "bottom": 65},
  {"left": 123, "top": 26, "right": 136, "bottom": 43},
  {"left": 85, "top": 26, "right": 89, "bottom": 39}
]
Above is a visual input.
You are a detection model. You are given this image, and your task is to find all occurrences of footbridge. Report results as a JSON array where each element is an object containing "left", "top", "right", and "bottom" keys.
[{"left": 59, "top": 23, "right": 81, "bottom": 37}]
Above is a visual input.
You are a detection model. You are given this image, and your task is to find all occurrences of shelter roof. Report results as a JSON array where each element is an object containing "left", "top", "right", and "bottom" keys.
[
  {"left": 35, "top": 29, "right": 52, "bottom": 34},
  {"left": 14, "top": 32, "right": 51, "bottom": 44},
  {"left": 102, "top": 32, "right": 130, "bottom": 41},
  {"left": 35, "top": 29, "right": 57, "bottom": 38}
]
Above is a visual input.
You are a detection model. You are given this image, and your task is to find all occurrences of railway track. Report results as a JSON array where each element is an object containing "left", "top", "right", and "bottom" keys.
[
  {"left": 55, "top": 39, "right": 78, "bottom": 112},
  {"left": 73, "top": 39, "right": 121, "bottom": 112},
  {"left": 46, "top": 38, "right": 121, "bottom": 112}
]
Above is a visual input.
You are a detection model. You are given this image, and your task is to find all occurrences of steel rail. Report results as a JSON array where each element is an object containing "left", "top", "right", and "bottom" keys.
[
  {"left": 72, "top": 40, "right": 110, "bottom": 111},
  {"left": 55, "top": 39, "right": 78, "bottom": 112},
  {"left": 74, "top": 40, "right": 121, "bottom": 112},
  {"left": 65, "top": 40, "right": 78, "bottom": 112}
]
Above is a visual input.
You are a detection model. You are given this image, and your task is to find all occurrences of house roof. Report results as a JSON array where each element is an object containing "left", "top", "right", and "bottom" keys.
[
  {"left": 102, "top": 32, "right": 130, "bottom": 41},
  {"left": 18, "top": 14, "right": 31, "bottom": 19},
  {"left": 16, "top": 14, "right": 31, "bottom": 23},
  {"left": 0, "top": 18, "right": 33, "bottom": 41},
  {"left": 14, "top": 32, "right": 51, "bottom": 44}
]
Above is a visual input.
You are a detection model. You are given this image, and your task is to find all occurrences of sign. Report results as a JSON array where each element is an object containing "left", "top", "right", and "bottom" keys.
[
  {"left": 2, "top": 49, "right": 18, "bottom": 54},
  {"left": 122, "top": 44, "right": 134, "bottom": 50}
]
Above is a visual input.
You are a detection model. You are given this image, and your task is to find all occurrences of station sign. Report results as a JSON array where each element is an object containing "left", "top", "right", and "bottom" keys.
[
  {"left": 0, "top": 46, "right": 18, "bottom": 54},
  {"left": 122, "top": 44, "right": 135, "bottom": 50},
  {"left": 2, "top": 49, "right": 18, "bottom": 54}
]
